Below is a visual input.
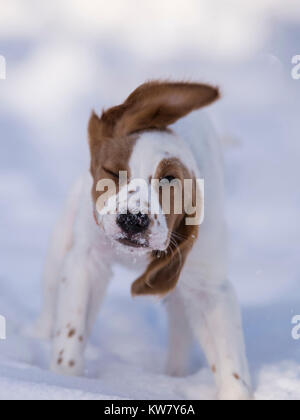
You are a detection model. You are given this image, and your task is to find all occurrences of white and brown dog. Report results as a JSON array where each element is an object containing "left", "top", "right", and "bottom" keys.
[{"left": 34, "top": 81, "right": 252, "bottom": 400}]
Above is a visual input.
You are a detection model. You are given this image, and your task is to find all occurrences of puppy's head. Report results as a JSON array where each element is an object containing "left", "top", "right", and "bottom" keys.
[{"left": 88, "top": 81, "right": 219, "bottom": 296}]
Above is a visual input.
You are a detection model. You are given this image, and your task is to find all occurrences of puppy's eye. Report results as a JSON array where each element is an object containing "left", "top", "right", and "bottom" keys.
[
  {"left": 161, "top": 175, "right": 176, "bottom": 182},
  {"left": 103, "top": 167, "right": 119, "bottom": 179}
]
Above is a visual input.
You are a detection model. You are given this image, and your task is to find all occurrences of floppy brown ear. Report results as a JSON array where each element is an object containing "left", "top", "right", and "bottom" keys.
[
  {"left": 101, "top": 81, "right": 219, "bottom": 137},
  {"left": 131, "top": 222, "right": 198, "bottom": 297},
  {"left": 88, "top": 110, "right": 103, "bottom": 153}
]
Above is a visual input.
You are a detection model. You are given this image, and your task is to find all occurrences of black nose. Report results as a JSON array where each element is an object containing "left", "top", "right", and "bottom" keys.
[{"left": 117, "top": 212, "right": 150, "bottom": 235}]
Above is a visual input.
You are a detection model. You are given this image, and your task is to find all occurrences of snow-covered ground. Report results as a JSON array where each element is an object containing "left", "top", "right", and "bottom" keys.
[
  {"left": 0, "top": 1, "right": 300, "bottom": 400},
  {"left": 1, "top": 269, "right": 300, "bottom": 400}
]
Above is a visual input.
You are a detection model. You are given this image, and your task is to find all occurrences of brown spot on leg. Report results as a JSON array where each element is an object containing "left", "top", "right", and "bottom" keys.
[
  {"left": 68, "top": 329, "right": 76, "bottom": 338},
  {"left": 69, "top": 360, "right": 75, "bottom": 368},
  {"left": 233, "top": 373, "right": 240, "bottom": 381},
  {"left": 57, "top": 358, "right": 63, "bottom": 365},
  {"left": 211, "top": 365, "right": 216, "bottom": 374}
]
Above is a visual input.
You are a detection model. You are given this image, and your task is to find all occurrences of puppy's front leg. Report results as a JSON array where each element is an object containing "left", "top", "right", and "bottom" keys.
[
  {"left": 182, "top": 281, "right": 252, "bottom": 400},
  {"left": 165, "top": 290, "right": 194, "bottom": 377},
  {"left": 51, "top": 250, "right": 109, "bottom": 376}
]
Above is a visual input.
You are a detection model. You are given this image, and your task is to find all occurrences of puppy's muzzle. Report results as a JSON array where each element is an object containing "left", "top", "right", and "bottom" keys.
[{"left": 117, "top": 212, "right": 150, "bottom": 235}]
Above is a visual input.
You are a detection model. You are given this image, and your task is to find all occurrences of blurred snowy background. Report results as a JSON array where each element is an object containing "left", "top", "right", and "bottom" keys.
[{"left": 0, "top": 0, "right": 300, "bottom": 400}]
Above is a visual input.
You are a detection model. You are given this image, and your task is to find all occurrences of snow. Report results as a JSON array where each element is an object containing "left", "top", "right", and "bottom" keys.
[
  {"left": 1, "top": 272, "right": 300, "bottom": 400},
  {"left": 0, "top": 0, "right": 300, "bottom": 400}
]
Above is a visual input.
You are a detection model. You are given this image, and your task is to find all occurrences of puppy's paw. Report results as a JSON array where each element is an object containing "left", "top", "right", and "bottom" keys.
[
  {"left": 166, "top": 361, "right": 188, "bottom": 378},
  {"left": 218, "top": 378, "right": 253, "bottom": 401},
  {"left": 50, "top": 355, "right": 84, "bottom": 377}
]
